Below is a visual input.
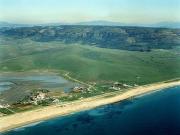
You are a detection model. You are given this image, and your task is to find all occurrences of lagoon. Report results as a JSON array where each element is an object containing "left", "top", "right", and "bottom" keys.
[{"left": 0, "top": 72, "right": 79, "bottom": 104}]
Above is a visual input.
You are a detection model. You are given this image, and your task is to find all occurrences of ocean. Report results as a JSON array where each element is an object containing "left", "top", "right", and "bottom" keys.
[{"left": 1, "top": 86, "right": 180, "bottom": 135}]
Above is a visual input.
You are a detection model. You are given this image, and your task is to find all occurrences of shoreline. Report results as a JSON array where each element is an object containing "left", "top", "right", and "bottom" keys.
[{"left": 0, "top": 80, "right": 180, "bottom": 133}]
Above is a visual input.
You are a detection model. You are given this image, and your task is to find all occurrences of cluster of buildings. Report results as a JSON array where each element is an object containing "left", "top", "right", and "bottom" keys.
[
  {"left": 30, "top": 92, "right": 47, "bottom": 105},
  {"left": 28, "top": 90, "right": 60, "bottom": 105},
  {"left": 72, "top": 86, "right": 87, "bottom": 93},
  {"left": 109, "top": 82, "right": 131, "bottom": 90}
]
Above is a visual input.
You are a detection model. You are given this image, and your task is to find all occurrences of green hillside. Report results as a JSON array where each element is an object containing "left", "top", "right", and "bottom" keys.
[{"left": 0, "top": 38, "right": 180, "bottom": 85}]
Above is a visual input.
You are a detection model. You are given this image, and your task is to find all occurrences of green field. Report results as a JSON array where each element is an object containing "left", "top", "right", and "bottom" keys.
[{"left": 0, "top": 38, "right": 180, "bottom": 85}]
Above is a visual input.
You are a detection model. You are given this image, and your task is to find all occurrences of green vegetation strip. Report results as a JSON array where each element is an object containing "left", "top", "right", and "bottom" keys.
[
  {"left": 0, "top": 108, "right": 14, "bottom": 115},
  {"left": 0, "top": 39, "right": 180, "bottom": 85}
]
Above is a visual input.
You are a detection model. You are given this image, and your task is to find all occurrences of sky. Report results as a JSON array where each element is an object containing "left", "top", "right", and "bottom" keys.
[{"left": 0, "top": 0, "right": 180, "bottom": 24}]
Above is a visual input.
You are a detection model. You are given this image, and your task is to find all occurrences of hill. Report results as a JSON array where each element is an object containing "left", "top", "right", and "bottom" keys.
[
  {"left": 0, "top": 38, "right": 180, "bottom": 85},
  {"left": 0, "top": 25, "right": 180, "bottom": 52}
]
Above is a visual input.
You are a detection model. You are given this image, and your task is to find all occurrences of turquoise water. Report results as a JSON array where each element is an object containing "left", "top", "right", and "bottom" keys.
[{"left": 1, "top": 86, "right": 180, "bottom": 135}]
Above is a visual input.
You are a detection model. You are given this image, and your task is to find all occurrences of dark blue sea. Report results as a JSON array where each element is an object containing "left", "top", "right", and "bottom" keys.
[{"left": 1, "top": 86, "right": 180, "bottom": 135}]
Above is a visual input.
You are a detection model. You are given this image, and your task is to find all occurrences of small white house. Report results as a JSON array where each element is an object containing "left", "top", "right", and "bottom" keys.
[{"left": 0, "top": 105, "right": 4, "bottom": 108}]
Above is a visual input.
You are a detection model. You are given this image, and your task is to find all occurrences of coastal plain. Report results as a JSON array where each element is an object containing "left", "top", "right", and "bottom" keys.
[{"left": 0, "top": 25, "right": 180, "bottom": 132}]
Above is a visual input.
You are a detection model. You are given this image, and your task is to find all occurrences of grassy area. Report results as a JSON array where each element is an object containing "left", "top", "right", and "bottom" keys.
[
  {"left": 0, "top": 38, "right": 180, "bottom": 85},
  {"left": 8, "top": 103, "right": 42, "bottom": 113},
  {"left": 0, "top": 108, "right": 14, "bottom": 115}
]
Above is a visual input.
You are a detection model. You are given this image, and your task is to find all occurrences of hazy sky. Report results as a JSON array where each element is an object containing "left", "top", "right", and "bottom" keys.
[{"left": 0, "top": 0, "right": 180, "bottom": 24}]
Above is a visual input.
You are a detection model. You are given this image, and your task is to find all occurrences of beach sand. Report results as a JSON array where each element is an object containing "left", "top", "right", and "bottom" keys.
[{"left": 0, "top": 80, "right": 180, "bottom": 133}]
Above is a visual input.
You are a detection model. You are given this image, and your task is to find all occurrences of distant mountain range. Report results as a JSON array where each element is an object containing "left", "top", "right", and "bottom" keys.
[
  {"left": 149, "top": 22, "right": 180, "bottom": 28},
  {"left": 0, "top": 21, "right": 180, "bottom": 28},
  {"left": 76, "top": 21, "right": 180, "bottom": 28},
  {"left": 0, "top": 22, "right": 33, "bottom": 28}
]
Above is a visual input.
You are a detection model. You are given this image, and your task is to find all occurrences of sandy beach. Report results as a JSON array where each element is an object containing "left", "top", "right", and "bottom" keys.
[{"left": 0, "top": 80, "right": 180, "bottom": 133}]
